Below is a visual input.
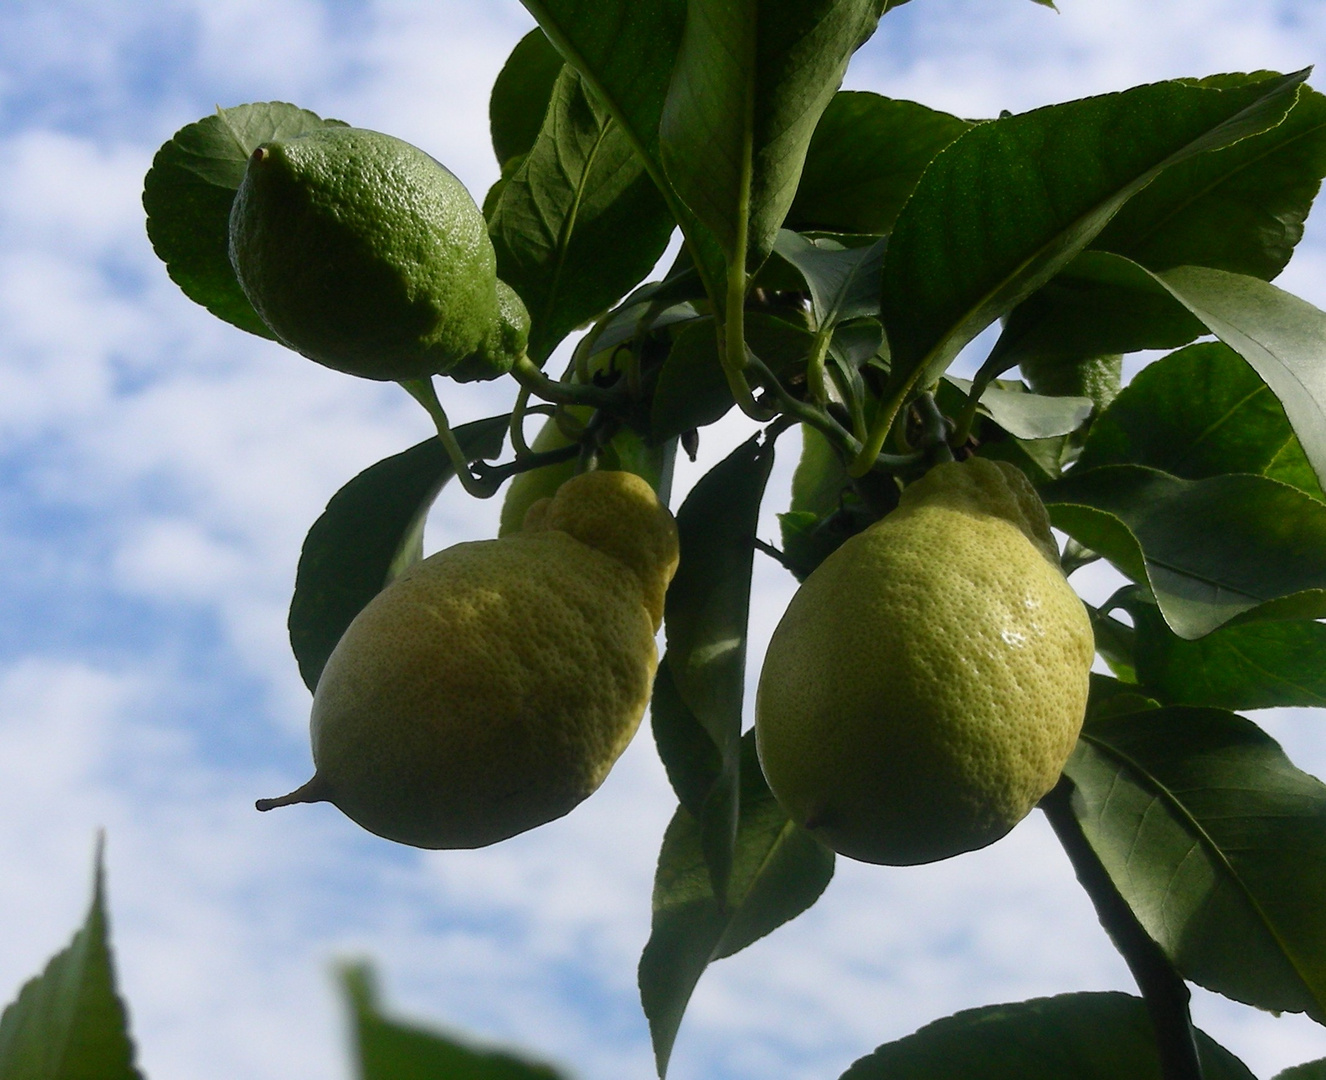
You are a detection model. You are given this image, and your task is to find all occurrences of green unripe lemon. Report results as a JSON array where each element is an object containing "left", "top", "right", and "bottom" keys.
[
  {"left": 258, "top": 470, "right": 679, "bottom": 849},
  {"left": 755, "top": 457, "right": 1094, "bottom": 866},
  {"left": 228, "top": 126, "right": 527, "bottom": 382}
]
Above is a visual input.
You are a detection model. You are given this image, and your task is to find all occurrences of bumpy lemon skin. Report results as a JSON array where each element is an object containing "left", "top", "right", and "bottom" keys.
[
  {"left": 306, "top": 471, "right": 678, "bottom": 849},
  {"left": 755, "top": 458, "right": 1094, "bottom": 866},
  {"left": 228, "top": 126, "right": 520, "bottom": 383}
]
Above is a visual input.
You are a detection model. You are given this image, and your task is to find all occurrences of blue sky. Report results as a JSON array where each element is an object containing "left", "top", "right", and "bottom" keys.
[{"left": 2, "top": 2, "right": 1326, "bottom": 1079}]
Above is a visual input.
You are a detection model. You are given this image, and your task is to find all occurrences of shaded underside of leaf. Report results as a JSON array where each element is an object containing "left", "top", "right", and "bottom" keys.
[
  {"left": 489, "top": 28, "right": 565, "bottom": 169},
  {"left": 1067, "top": 707, "right": 1326, "bottom": 1021},
  {"left": 288, "top": 416, "right": 508, "bottom": 690},
  {"left": 840, "top": 991, "right": 1253, "bottom": 1080}
]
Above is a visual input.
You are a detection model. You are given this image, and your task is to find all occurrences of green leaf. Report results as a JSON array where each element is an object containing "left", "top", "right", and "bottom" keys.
[
  {"left": 639, "top": 734, "right": 834, "bottom": 1078},
  {"left": 881, "top": 71, "right": 1306, "bottom": 395},
  {"left": 1077, "top": 340, "right": 1324, "bottom": 497},
  {"left": 489, "top": 66, "right": 675, "bottom": 364},
  {"left": 1092, "top": 79, "right": 1326, "bottom": 280},
  {"left": 342, "top": 963, "right": 567, "bottom": 1080},
  {"left": 839, "top": 991, "right": 1253, "bottom": 1080},
  {"left": 490, "top": 29, "right": 565, "bottom": 169},
  {"left": 1276, "top": 1061, "right": 1326, "bottom": 1080},
  {"left": 658, "top": 435, "right": 776, "bottom": 895},
  {"left": 989, "top": 251, "right": 1205, "bottom": 381},
  {"left": 1043, "top": 465, "right": 1326, "bottom": 639},
  {"left": 516, "top": 0, "right": 727, "bottom": 298},
  {"left": 1151, "top": 264, "right": 1326, "bottom": 491},
  {"left": 287, "top": 416, "right": 508, "bottom": 690},
  {"left": 658, "top": 0, "right": 883, "bottom": 268},
  {"left": 0, "top": 838, "right": 143, "bottom": 1080},
  {"left": 786, "top": 91, "right": 970, "bottom": 235},
  {"left": 944, "top": 377, "right": 1093, "bottom": 440},
  {"left": 1130, "top": 600, "right": 1326, "bottom": 709},
  {"left": 773, "top": 230, "right": 887, "bottom": 330},
  {"left": 143, "top": 101, "right": 342, "bottom": 339},
  {"left": 650, "top": 314, "right": 814, "bottom": 441},
  {"left": 1064, "top": 706, "right": 1326, "bottom": 1023}
]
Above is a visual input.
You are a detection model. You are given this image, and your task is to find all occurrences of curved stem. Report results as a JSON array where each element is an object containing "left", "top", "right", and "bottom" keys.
[
  {"left": 744, "top": 356, "right": 857, "bottom": 458},
  {"left": 399, "top": 378, "right": 494, "bottom": 499},
  {"left": 805, "top": 328, "right": 833, "bottom": 407},
  {"left": 850, "top": 369, "right": 922, "bottom": 478},
  {"left": 470, "top": 442, "right": 581, "bottom": 490},
  {"left": 722, "top": 262, "right": 774, "bottom": 421},
  {"left": 510, "top": 351, "right": 622, "bottom": 409},
  {"left": 509, "top": 386, "right": 535, "bottom": 457},
  {"left": 1041, "top": 779, "right": 1205, "bottom": 1080}
]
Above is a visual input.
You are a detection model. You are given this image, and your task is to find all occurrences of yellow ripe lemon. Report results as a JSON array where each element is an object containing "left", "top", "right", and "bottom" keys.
[
  {"left": 755, "top": 457, "right": 1094, "bottom": 866},
  {"left": 228, "top": 126, "right": 527, "bottom": 383},
  {"left": 259, "top": 470, "right": 679, "bottom": 848}
]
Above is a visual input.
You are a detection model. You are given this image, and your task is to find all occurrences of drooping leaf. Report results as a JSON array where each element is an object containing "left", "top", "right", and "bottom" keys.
[
  {"left": 657, "top": 435, "right": 776, "bottom": 896},
  {"left": 489, "top": 66, "right": 675, "bottom": 363},
  {"left": 0, "top": 838, "right": 143, "bottom": 1080},
  {"left": 639, "top": 734, "right": 834, "bottom": 1078},
  {"left": 342, "top": 963, "right": 567, "bottom": 1080},
  {"left": 143, "top": 101, "right": 344, "bottom": 338},
  {"left": 988, "top": 251, "right": 1205, "bottom": 382},
  {"left": 1077, "top": 340, "right": 1324, "bottom": 498},
  {"left": 650, "top": 314, "right": 814, "bottom": 441},
  {"left": 882, "top": 71, "right": 1306, "bottom": 396},
  {"left": 1092, "top": 80, "right": 1326, "bottom": 281},
  {"left": 787, "top": 91, "right": 970, "bottom": 235},
  {"left": 944, "top": 377, "right": 1093, "bottom": 440},
  {"left": 1043, "top": 465, "right": 1326, "bottom": 639},
  {"left": 1064, "top": 707, "right": 1326, "bottom": 1023},
  {"left": 840, "top": 991, "right": 1254, "bottom": 1080},
  {"left": 1130, "top": 600, "right": 1326, "bottom": 710},
  {"left": 773, "top": 230, "right": 887, "bottom": 330},
  {"left": 1152, "top": 263, "right": 1326, "bottom": 491},
  {"left": 658, "top": 0, "right": 883, "bottom": 269},
  {"left": 288, "top": 416, "right": 508, "bottom": 690},
  {"left": 490, "top": 28, "right": 565, "bottom": 169}
]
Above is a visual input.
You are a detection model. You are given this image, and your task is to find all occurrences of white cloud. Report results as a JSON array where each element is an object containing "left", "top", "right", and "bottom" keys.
[{"left": 3, "top": 2, "right": 1326, "bottom": 1080}]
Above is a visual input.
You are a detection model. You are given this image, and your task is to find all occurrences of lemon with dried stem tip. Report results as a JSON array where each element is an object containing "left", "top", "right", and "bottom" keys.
[
  {"left": 229, "top": 125, "right": 528, "bottom": 383},
  {"left": 258, "top": 470, "right": 679, "bottom": 849},
  {"left": 755, "top": 457, "right": 1094, "bottom": 866}
]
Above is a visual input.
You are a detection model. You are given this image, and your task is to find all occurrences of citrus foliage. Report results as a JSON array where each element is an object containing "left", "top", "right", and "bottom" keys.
[{"left": 15, "top": 2, "right": 1326, "bottom": 1079}]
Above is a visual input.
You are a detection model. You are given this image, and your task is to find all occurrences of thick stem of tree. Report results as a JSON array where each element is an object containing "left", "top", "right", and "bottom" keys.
[{"left": 1041, "top": 778, "right": 1205, "bottom": 1080}]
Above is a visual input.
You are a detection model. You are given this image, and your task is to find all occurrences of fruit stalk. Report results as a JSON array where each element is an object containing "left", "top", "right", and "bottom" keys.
[{"left": 1041, "top": 778, "right": 1205, "bottom": 1080}]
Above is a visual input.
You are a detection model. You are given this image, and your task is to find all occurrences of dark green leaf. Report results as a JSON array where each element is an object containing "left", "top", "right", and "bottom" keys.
[
  {"left": 1152, "top": 263, "right": 1326, "bottom": 491},
  {"left": 1065, "top": 706, "right": 1326, "bottom": 1022},
  {"left": 773, "top": 230, "right": 886, "bottom": 330},
  {"left": 944, "top": 377, "right": 1093, "bottom": 439},
  {"left": 342, "top": 963, "right": 566, "bottom": 1080},
  {"left": 490, "top": 67, "right": 675, "bottom": 363},
  {"left": 1043, "top": 465, "right": 1326, "bottom": 638},
  {"left": 288, "top": 416, "right": 508, "bottom": 690},
  {"left": 143, "top": 101, "right": 342, "bottom": 338},
  {"left": 1093, "top": 80, "right": 1326, "bottom": 280},
  {"left": 1276, "top": 1060, "right": 1326, "bottom": 1080},
  {"left": 989, "top": 251, "right": 1205, "bottom": 381},
  {"left": 1131, "top": 601, "right": 1326, "bottom": 709},
  {"left": 1077, "top": 340, "right": 1324, "bottom": 497},
  {"left": 840, "top": 991, "right": 1253, "bottom": 1080},
  {"left": 882, "top": 72, "right": 1306, "bottom": 395},
  {"left": 0, "top": 838, "right": 143, "bottom": 1080},
  {"left": 516, "top": 0, "right": 727, "bottom": 298},
  {"left": 658, "top": 0, "right": 882, "bottom": 268},
  {"left": 659, "top": 436, "right": 776, "bottom": 895},
  {"left": 490, "top": 29, "right": 565, "bottom": 169},
  {"left": 787, "top": 91, "right": 970, "bottom": 235},
  {"left": 650, "top": 315, "right": 814, "bottom": 442},
  {"left": 639, "top": 735, "right": 834, "bottom": 1078}
]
